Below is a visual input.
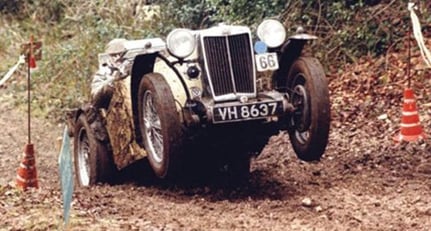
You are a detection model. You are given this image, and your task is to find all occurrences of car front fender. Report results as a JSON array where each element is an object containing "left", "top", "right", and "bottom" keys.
[{"left": 272, "top": 37, "right": 310, "bottom": 90}]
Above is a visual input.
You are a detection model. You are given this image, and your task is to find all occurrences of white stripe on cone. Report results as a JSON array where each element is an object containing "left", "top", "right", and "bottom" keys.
[
  {"left": 403, "top": 99, "right": 416, "bottom": 104},
  {"left": 402, "top": 111, "right": 418, "bottom": 116},
  {"left": 16, "top": 174, "right": 37, "bottom": 183},
  {"left": 400, "top": 122, "right": 421, "bottom": 128},
  {"left": 19, "top": 163, "right": 35, "bottom": 170}
]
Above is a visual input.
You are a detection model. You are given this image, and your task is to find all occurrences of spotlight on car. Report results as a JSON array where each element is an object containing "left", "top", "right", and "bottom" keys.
[
  {"left": 257, "top": 19, "right": 286, "bottom": 48},
  {"left": 167, "top": 29, "right": 196, "bottom": 58}
]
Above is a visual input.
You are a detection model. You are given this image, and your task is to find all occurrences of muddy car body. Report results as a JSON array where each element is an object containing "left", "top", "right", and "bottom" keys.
[{"left": 67, "top": 19, "right": 330, "bottom": 185}]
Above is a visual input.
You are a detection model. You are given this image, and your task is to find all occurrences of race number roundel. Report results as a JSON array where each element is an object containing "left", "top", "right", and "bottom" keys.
[{"left": 254, "top": 41, "right": 267, "bottom": 54}]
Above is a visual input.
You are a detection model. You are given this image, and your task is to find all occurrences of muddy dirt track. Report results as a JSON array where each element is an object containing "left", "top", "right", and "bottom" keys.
[{"left": 1, "top": 63, "right": 431, "bottom": 230}]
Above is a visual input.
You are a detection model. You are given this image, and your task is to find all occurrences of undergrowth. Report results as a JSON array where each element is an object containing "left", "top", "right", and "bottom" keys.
[
  {"left": 0, "top": 0, "right": 160, "bottom": 120},
  {"left": 0, "top": 0, "right": 430, "bottom": 121}
]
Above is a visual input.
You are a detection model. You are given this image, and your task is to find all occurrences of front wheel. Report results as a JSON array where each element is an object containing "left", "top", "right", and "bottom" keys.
[
  {"left": 138, "top": 73, "right": 184, "bottom": 179},
  {"left": 286, "top": 57, "right": 330, "bottom": 161}
]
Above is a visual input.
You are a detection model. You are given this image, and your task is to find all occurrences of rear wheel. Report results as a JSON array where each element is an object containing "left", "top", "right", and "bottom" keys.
[
  {"left": 138, "top": 73, "right": 184, "bottom": 179},
  {"left": 74, "top": 113, "right": 116, "bottom": 186},
  {"left": 286, "top": 57, "right": 330, "bottom": 161}
]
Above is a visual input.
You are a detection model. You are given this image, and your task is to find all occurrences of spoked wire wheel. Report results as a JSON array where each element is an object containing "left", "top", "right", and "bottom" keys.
[
  {"left": 138, "top": 73, "right": 184, "bottom": 179},
  {"left": 142, "top": 91, "right": 164, "bottom": 164},
  {"left": 73, "top": 113, "right": 116, "bottom": 187},
  {"left": 290, "top": 77, "right": 311, "bottom": 145},
  {"left": 76, "top": 127, "right": 91, "bottom": 186}
]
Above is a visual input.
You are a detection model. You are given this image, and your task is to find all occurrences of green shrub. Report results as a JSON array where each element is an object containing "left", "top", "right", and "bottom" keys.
[{"left": 1, "top": 0, "right": 429, "bottom": 120}]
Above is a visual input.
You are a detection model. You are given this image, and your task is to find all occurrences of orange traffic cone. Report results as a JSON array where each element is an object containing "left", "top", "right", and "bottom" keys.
[
  {"left": 393, "top": 88, "right": 426, "bottom": 142},
  {"left": 16, "top": 144, "right": 39, "bottom": 190}
]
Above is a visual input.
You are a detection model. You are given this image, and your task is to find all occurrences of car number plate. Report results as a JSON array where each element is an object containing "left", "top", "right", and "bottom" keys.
[
  {"left": 212, "top": 101, "right": 283, "bottom": 123},
  {"left": 255, "top": 52, "right": 279, "bottom": 72}
]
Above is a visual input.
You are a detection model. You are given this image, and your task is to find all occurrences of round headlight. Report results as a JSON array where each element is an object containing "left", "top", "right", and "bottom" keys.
[
  {"left": 257, "top": 19, "right": 286, "bottom": 48},
  {"left": 166, "top": 29, "right": 196, "bottom": 58}
]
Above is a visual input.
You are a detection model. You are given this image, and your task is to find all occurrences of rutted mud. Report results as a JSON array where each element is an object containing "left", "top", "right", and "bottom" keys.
[{"left": 1, "top": 54, "right": 431, "bottom": 230}]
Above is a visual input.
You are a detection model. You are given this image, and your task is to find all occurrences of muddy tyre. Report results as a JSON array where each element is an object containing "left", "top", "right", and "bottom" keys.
[
  {"left": 286, "top": 57, "right": 330, "bottom": 161},
  {"left": 138, "top": 73, "right": 184, "bottom": 179},
  {"left": 74, "top": 113, "right": 116, "bottom": 186}
]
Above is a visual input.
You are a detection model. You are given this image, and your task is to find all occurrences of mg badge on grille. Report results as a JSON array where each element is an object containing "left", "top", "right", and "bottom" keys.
[{"left": 240, "top": 96, "right": 248, "bottom": 103}]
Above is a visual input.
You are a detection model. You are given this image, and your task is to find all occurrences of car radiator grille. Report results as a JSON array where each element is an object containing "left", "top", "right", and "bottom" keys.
[{"left": 202, "top": 33, "right": 255, "bottom": 98}]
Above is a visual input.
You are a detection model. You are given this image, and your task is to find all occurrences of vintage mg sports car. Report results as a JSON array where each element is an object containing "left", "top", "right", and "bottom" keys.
[{"left": 66, "top": 19, "right": 330, "bottom": 186}]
